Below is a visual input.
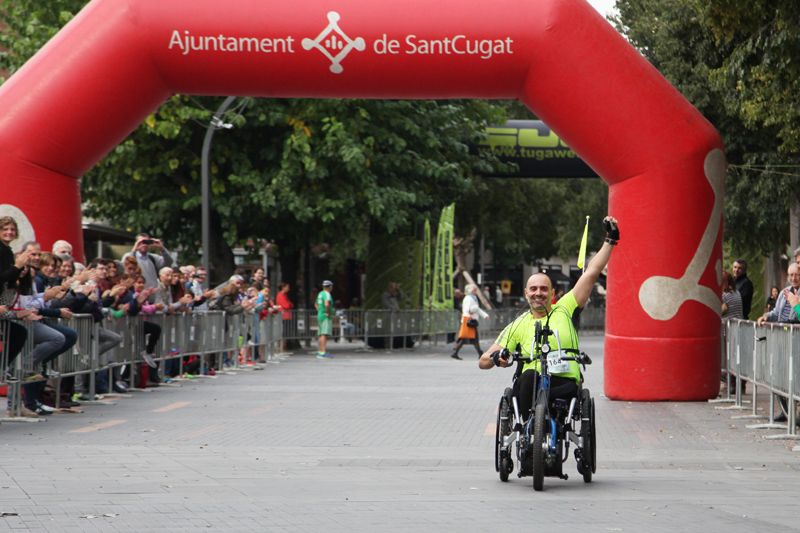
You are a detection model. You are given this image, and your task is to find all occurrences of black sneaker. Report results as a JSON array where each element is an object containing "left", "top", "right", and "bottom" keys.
[{"left": 30, "top": 405, "right": 52, "bottom": 416}]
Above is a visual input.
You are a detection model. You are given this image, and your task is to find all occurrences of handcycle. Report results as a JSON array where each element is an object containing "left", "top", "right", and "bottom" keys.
[{"left": 494, "top": 321, "right": 596, "bottom": 491}]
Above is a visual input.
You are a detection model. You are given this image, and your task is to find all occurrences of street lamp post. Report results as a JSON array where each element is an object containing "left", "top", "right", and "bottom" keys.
[{"left": 201, "top": 96, "right": 236, "bottom": 288}]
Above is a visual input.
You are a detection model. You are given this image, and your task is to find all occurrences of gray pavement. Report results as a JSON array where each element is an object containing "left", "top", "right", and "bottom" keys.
[{"left": 0, "top": 334, "right": 798, "bottom": 532}]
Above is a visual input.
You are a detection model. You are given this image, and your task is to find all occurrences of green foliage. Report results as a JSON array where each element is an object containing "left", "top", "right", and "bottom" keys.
[
  {"left": 1, "top": 0, "right": 615, "bottom": 279},
  {"left": 614, "top": 0, "right": 800, "bottom": 255},
  {"left": 458, "top": 177, "right": 606, "bottom": 267}
]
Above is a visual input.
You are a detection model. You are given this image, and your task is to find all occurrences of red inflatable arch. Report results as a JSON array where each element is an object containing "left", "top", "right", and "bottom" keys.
[{"left": 0, "top": 0, "right": 725, "bottom": 400}]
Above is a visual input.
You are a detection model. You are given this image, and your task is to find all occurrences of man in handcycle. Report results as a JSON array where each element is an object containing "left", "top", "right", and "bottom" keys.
[{"left": 478, "top": 216, "right": 619, "bottom": 421}]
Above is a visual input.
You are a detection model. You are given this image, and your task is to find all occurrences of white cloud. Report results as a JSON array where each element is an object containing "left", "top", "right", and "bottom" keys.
[{"left": 587, "top": 0, "right": 617, "bottom": 19}]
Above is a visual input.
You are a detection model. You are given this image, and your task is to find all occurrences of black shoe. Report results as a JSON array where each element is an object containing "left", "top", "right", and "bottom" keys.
[
  {"left": 113, "top": 380, "right": 129, "bottom": 393},
  {"left": 30, "top": 404, "right": 52, "bottom": 416},
  {"left": 451, "top": 353, "right": 462, "bottom": 360},
  {"left": 774, "top": 413, "right": 788, "bottom": 422},
  {"left": 61, "top": 399, "right": 81, "bottom": 408}
]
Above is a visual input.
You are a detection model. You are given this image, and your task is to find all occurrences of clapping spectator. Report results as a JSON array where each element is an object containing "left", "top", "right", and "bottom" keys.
[
  {"left": 187, "top": 267, "right": 215, "bottom": 311},
  {"left": 16, "top": 241, "right": 78, "bottom": 415},
  {"left": 114, "top": 275, "right": 163, "bottom": 384},
  {"left": 757, "top": 263, "right": 800, "bottom": 325},
  {"left": 58, "top": 256, "right": 75, "bottom": 280},
  {"left": 154, "top": 267, "right": 192, "bottom": 314},
  {"left": 34, "top": 253, "right": 62, "bottom": 292}
]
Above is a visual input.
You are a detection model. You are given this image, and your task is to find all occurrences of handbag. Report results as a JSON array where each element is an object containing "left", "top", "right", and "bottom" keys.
[
  {"left": 0, "top": 283, "right": 17, "bottom": 307},
  {"left": 466, "top": 318, "right": 478, "bottom": 328}
]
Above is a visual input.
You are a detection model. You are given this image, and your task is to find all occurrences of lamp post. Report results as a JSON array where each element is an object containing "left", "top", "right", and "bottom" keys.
[{"left": 201, "top": 96, "right": 236, "bottom": 288}]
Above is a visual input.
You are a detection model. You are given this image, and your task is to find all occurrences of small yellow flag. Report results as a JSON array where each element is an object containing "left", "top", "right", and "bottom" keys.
[{"left": 577, "top": 216, "right": 590, "bottom": 270}]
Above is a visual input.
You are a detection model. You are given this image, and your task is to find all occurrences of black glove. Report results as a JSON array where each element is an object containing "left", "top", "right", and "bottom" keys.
[
  {"left": 603, "top": 216, "right": 620, "bottom": 245},
  {"left": 492, "top": 348, "right": 510, "bottom": 366}
]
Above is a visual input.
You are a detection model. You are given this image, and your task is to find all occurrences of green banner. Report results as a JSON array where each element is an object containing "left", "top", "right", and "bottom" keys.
[
  {"left": 423, "top": 218, "right": 432, "bottom": 310},
  {"left": 431, "top": 203, "right": 455, "bottom": 311}
]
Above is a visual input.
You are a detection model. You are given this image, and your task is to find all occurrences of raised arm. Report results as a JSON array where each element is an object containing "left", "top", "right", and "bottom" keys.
[{"left": 572, "top": 216, "right": 618, "bottom": 308}]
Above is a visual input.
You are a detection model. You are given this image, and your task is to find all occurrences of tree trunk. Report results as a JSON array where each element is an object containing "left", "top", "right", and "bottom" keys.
[
  {"left": 790, "top": 195, "right": 800, "bottom": 257},
  {"left": 209, "top": 211, "right": 235, "bottom": 286}
]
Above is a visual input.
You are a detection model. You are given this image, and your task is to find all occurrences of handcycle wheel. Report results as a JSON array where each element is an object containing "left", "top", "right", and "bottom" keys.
[
  {"left": 532, "top": 396, "right": 547, "bottom": 491},
  {"left": 495, "top": 388, "right": 513, "bottom": 482},
  {"left": 579, "top": 388, "right": 596, "bottom": 482}
]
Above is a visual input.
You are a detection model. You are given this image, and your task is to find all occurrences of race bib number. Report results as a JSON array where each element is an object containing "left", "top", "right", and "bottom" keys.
[{"left": 546, "top": 350, "right": 570, "bottom": 374}]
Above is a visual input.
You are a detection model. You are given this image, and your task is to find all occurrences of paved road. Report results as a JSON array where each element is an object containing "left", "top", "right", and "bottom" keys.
[{"left": 0, "top": 334, "right": 798, "bottom": 532}]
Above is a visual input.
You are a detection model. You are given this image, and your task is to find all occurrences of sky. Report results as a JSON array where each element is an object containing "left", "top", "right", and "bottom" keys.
[{"left": 587, "top": 0, "right": 618, "bottom": 19}]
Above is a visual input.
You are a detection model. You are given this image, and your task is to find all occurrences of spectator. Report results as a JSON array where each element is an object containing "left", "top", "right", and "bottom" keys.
[
  {"left": 757, "top": 263, "right": 800, "bottom": 421},
  {"left": 0, "top": 216, "right": 37, "bottom": 416},
  {"left": 52, "top": 239, "right": 85, "bottom": 270},
  {"left": 122, "top": 233, "right": 174, "bottom": 296},
  {"left": 731, "top": 259, "right": 754, "bottom": 319},
  {"left": 381, "top": 282, "right": 403, "bottom": 311},
  {"left": 187, "top": 267, "right": 215, "bottom": 311},
  {"left": 34, "top": 252, "right": 62, "bottom": 292},
  {"left": 16, "top": 241, "right": 79, "bottom": 415},
  {"left": 209, "top": 274, "right": 249, "bottom": 314},
  {"left": 275, "top": 282, "right": 295, "bottom": 352},
  {"left": 765, "top": 286, "right": 779, "bottom": 313},
  {"left": 122, "top": 255, "right": 141, "bottom": 278},
  {"left": 721, "top": 270, "right": 743, "bottom": 319},
  {"left": 154, "top": 267, "right": 192, "bottom": 314},
  {"left": 58, "top": 256, "right": 75, "bottom": 280},
  {"left": 250, "top": 267, "right": 266, "bottom": 290},
  {"left": 106, "top": 259, "right": 121, "bottom": 287},
  {"left": 757, "top": 263, "right": 800, "bottom": 325},
  {"left": 64, "top": 263, "right": 124, "bottom": 397},
  {"left": 451, "top": 283, "right": 489, "bottom": 360},
  {"left": 112, "top": 275, "right": 162, "bottom": 385},
  {"left": 88, "top": 258, "right": 113, "bottom": 294}
]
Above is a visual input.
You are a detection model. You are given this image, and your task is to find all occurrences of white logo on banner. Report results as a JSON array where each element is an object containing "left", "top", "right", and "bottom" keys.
[
  {"left": 302, "top": 11, "right": 366, "bottom": 74},
  {"left": 638, "top": 148, "right": 726, "bottom": 320}
]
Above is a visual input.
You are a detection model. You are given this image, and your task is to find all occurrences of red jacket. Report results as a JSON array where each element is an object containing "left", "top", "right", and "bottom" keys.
[{"left": 276, "top": 291, "right": 294, "bottom": 320}]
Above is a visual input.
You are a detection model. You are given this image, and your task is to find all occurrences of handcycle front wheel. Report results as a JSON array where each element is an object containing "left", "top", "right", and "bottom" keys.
[
  {"left": 495, "top": 388, "right": 513, "bottom": 482},
  {"left": 579, "top": 388, "right": 596, "bottom": 482},
  {"left": 532, "top": 397, "right": 547, "bottom": 491}
]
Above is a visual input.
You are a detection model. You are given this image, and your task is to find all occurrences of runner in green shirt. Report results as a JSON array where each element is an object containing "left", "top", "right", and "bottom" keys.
[{"left": 479, "top": 216, "right": 619, "bottom": 420}]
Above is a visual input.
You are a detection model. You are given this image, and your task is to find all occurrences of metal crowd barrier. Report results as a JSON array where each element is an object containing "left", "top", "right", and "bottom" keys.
[
  {"left": 0, "top": 305, "right": 608, "bottom": 417},
  {"left": 720, "top": 318, "right": 800, "bottom": 441}
]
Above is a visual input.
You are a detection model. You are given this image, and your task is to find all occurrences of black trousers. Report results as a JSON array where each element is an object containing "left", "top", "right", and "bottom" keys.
[
  {"left": 1, "top": 320, "right": 27, "bottom": 368},
  {"left": 144, "top": 321, "right": 161, "bottom": 354},
  {"left": 513, "top": 369, "right": 578, "bottom": 420},
  {"left": 452, "top": 332, "right": 482, "bottom": 357}
]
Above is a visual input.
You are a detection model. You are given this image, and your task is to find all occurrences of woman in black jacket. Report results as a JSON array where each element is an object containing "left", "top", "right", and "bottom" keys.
[{"left": 0, "top": 216, "right": 36, "bottom": 416}]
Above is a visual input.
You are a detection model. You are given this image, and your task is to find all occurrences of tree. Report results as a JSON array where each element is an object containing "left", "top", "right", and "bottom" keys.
[
  {"left": 1, "top": 0, "right": 611, "bottom": 290},
  {"left": 613, "top": 0, "right": 800, "bottom": 255},
  {"left": 0, "top": 1, "right": 505, "bottom": 282}
]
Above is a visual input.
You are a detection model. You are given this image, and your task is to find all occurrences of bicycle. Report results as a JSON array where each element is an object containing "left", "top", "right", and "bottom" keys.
[{"left": 494, "top": 320, "right": 596, "bottom": 491}]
